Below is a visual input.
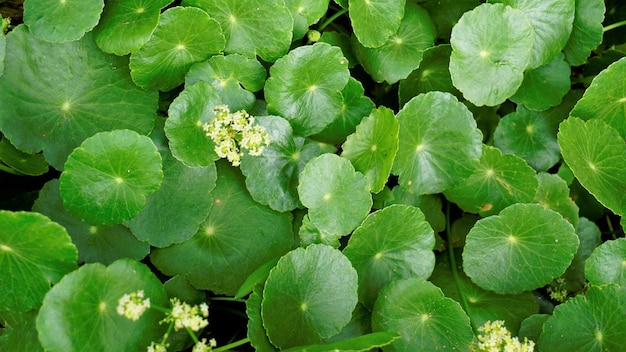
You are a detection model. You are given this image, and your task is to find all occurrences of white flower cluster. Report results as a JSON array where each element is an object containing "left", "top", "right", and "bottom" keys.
[
  {"left": 163, "top": 298, "right": 209, "bottom": 332},
  {"left": 192, "top": 338, "right": 217, "bottom": 352},
  {"left": 203, "top": 105, "right": 269, "bottom": 166},
  {"left": 116, "top": 290, "right": 151, "bottom": 321},
  {"left": 472, "top": 320, "right": 535, "bottom": 352},
  {"left": 147, "top": 341, "right": 168, "bottom": 352}
]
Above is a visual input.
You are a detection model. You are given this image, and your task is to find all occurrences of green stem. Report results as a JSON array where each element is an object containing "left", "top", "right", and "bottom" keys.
[
  {"left": 318, "top": 8, "right": 348, "bottom": 32},
  {"left": 445, "top": 202, "right": 476, "bottom": 332},
  {"left": 0, "top": 162, "right": 22, "bottom": 175},
  {"left": 213, "top": 337, "right": 251, "bottom": 352},
  {"left": 211, "top": 296, "right": 245, "bottom": 302},
  {"left": 603, "top": 19, "right": 626, "bottom": 32},
  {"left": 605, "top": 215, "right": 616, "bottom": 240}
]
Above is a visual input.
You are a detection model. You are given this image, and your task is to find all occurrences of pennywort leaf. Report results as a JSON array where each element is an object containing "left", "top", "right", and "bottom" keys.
[
  {"left": 348, "top": 0, "right": 405, "bottom": 48},
  {"left": 563, "top": 0, "right": 606, "bottom": 66},
  {"left": 24, "top": 0, "right": 104, "bottom": 43}
]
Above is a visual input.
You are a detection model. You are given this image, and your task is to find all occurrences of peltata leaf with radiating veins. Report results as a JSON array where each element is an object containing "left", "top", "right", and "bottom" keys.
[
  {"left": 352, "top": 2, "right": 436, "bottom": 84},
  {"left": 502, "top": 0, "right": 575, "bottom": 69},
  {"left": 392, "top": 91, "right": 482, "bottom": 195},
  {"left": 261, "top": 244, "right": 358, "bottom": 349},
  {"left": 570, "top": 57, "right": 626, "bottom": 139},
  {"left": 183, "top": 0, "right": 293, "bottom": 62},
  {"left": 558, "top": 117, "right": 626, "bottom": 216},
  {"left": 371, "top": 278, "right": 474, "bottom": 351},
  {"left": 150, "top": 161, "right": 294, "bottom": 296},
  {"left": 0, "top": 211, "right": 77, "bottom": 312},
  {"left": 298, "top": 153, "right": 372, "bottom": 236},
  {"left": 349, "top": 0, "right": 405, "bottom": 48},
  {"left": 585, "top": 238, "right": 626, "bottom": 286},
  {"left": 444, "top": 145, "right": 538, "bottom": 217},
  {"left": 539, "top": 284, "right": 626, "bottom": 351},
  {"left": 341, "top": 106, "right": 399, "bottom": 193},
  {"left": 23, "top": 0, "right": 104, "bottom": 43},
  {"left": 0, "top": 26, "right": 157, "bottom": 170},
  {"left": 93, "top": 0, "right": 173, "bottom": 55},
  {"left": 265, "top": 42, "right": 350, "bottom": 136},
  {"left": 129, "top": 6, "right": 225, "bottom": 91},
  {"left": 449, "top": 3, "right": 535, "bottom": 106},
  {"left": 563, "top": 0, "right": 606, "bottom": 66},
  {"left": 36, "top": 259, "right": 169, "bottom": 352},
  {"left": 463, "top": 203, "right": 579, "bottom": 294},
  {"left": 59, "top": 130, "right": 164, "bottom": 226}
]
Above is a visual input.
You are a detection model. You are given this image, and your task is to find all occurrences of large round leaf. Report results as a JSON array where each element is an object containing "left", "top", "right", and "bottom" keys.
[
  {"left": 341, "top": 107, "right": 399, "bottom": 193},
  {"left": 449, "top": 3, "right": 535, "bottom": 106},
  {"left": 129, "top": 6, "right": 225, "bottom": 91},
  {"left": 33, "top": 179, "right": 149, "bottom": 265},
  {"left": 0, "top": 26, "right": 157, "bottom": 170},
  {"left": 127, "top": 152, "right": 217, "bottom": 247},
  {"left": 348, "top": 0, "right": 405, "bottom": 48},
  {"left": 23, "top": 0, "right": 104, "bottom": 43},
  {"left": 36, "top": 259, "right": 168, "bottom": 352},
  {"left": 585, "top": 238, "right": 626, "bottom": 286},
  {"left": 539, "top": 284, "right": 626, "bottom": 351},
  {"left": 150, "top": 162, "right": 294, "bottom": 295},
  {"left": 164, "top": 81, "right": 222, "bottom": 167},
  {"left": 494, "top": 106, "right": 561, "bottom": 171},
  {"left": 463, "top": 203, "right": 579, "bottom": 294},
  {"left": 444, "top": 145, "right": 538, "bottom": 217},
  {"left": 392, "top": 91, "right": 483, "bottom": 195},
  {"left": 265, "top": 42, "right": 350, "bottom": 136},
  {"left": 261, "top": 244, "right": 358, "bottom": 349},
  {"left": 371, "top": 278, "right": 474, "bottom": 351},
  {"left": 570, "top": 57, "right": 626, "bottom": 139},
  {"left": 0, "top": 211, "right": 77, "bottom": 312},
  {"left": 183, "top": 0, "right": 293, "bottom": 62},
  {"left": 510, "top": 53, "right": 571, "bottom": 111},
  {"left": 563, "top": 0, "right": 606, "bottom": 66},
  {"left": 352, "top": 3, "right": 436, "bottom": 84},
  {"left": 558, "top": 117, "right": 626, "bottom": 216},
  {"left": 502, "top": 0, "right": 575, "bottom": 68},
  {"left": 343, "top": 205, "right": 435, "bottom": 308},
  {"left": 92, "top": 0, "right": 173, "bottom": 55},
  {"left": 240, "top": 115, "right": 324, "bottom": 212},
  {"left": 60, "top": 130, "right": 163, "bottom": 226},
  {"left": 298, "top": 153, "right": 372, "bottom": 236}
]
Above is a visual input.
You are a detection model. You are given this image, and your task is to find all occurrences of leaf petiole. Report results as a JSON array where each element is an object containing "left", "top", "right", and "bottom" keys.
[{"left": 603, "top": 19, "right": 626, "bottom": 32}]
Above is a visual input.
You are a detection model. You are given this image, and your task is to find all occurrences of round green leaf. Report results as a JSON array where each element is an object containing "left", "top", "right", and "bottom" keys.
[
  {"left": 353, "top": 3, "right": 435, "bottom": 84},
  {"left": 0, "top": 138, "right": 49, "bottom": 176},
  {"left": 570, "top": 57, "right": 626, "bottom": 139},
  {"left": 444, "top": 145, "right": 538, "bottom": 217},
  {"left": 510, "top": 53, "right": 571, "bottom": 111},
  {"left": 311, "top": 77, "right": 374, "bottom": 145},
  {"left": 398, "top": 44, "right": 458, "bottom": 107},
  {"left": 494, "top": 106, "right": 561, "bottom": 171},
  {"left": 183, "top": 0, "right": 293, "bottom": 62},
  {"left": 392, "top": 91, "right": 483, "bottom": 195},
  {"left": 240, "top": 116, "right": 324, "bottom": 212},
  {"left": 265, "top": 42, "right": 350, "bottom": 136},
  {"left": 36, "top": 259, "right": 168, "bottom": 352},
  {"left": 449, "top": 3, "right": 535, "bottom": 106},
  {"left": 539, "top": 284, "right": 626, "bottom": 351},
  {"left": 463, "top": 203, "right": 579, "bottom": 294},
  {"left": 430, "top": 255, "right": 538, "bottom": 334},
  {"left": 60, "top": 130, "right": 163, "bottom": 226},
  {"left": 0, "top": 310, "right": 43, "bottom": 352},
  {"left": 23, "top": 0, "right": 104, "bottom": 43},
  {"left": 165, "top": 81, "right": 222, "bottom": 167},
  {"left": 502, "top": 0, "right": 575, "bottom": 68},
  {"left": 371, "top": 278, "right": 474, "bottom": 351},
  {"left": 585, "top": 238, "right": 626, "bottom": 286},
  {"left": 92, "top": 0, "right": 173, "bottom": 55},
  {"left": 33, "top": 179, "right": 149, "bottom": 265},
  {"left": 298, "top": 153, "right": 372, "bottom": 236},
  {"left": 261, "top": 244, "right": 358, "bottom": 349},
  {"left": 127, "top": 152, "right": 217, "bottom": 247},
  {"left": 349, "top": 0, "right": 405, "bottom": 48},
  {"left": 0, "top": 211, "right": 77, "bottom": 311},
  {"left": 534, "top": 172, "right": 579, "bottom": 228},
  {"left": 558, "top": 117, "right": 626, "bottom": 216},
  {"left": 563, "top": 0, "right": 606, "bottom": 66},
  {"left": 343, "top": 205, "right": 435, "bottom": 307},
  {"left": 129, "top": 6, "right": 225, "bottom": 91},
  {"left": 0, "top": 26, "right": 157, "bottom": 170},
  {"left": 341, "top": 107, "right": 399, "bottom": 193},
  {"left": 150, "top": 161, "right": 294, "bottom": 295}
]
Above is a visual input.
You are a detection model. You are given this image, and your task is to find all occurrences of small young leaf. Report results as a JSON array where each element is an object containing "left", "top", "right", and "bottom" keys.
[
  {"left": 585, "top": 238, "right": 626, "bottom": 286},
  {"left": 24, "top": 0, "right": 104, "bottom": 43},
  {"left": 534, "top": 172, "right": 579, "bottom": 228}
]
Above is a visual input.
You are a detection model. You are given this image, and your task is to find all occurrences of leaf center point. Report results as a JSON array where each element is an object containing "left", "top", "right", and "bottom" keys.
[{"left": 0, "top": 244, "right": 13, "bottom": 252}]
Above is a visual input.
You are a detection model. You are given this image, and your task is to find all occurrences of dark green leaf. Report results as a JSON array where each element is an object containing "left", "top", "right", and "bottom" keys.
[
  {"left": 510, "top": 53, "right": 571, "bottom": 111},
  {"left": 0, "top": 310, "right": 42, "bottom": 352},
  {"left": 23, "top": 0, "right": 104, "bottom": 43},
  {"left": 585, "top": 238, "right": 626, "bottom": 286},
  {"left": 0, "top": 138, "right": 48, "bottom": 176},
  {"left": 282, "top": 332, "right": 400, "bottom": 352},
  {"left": 563, "top": 0, "right": 606, "bottom": 66}
]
